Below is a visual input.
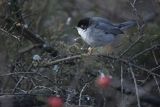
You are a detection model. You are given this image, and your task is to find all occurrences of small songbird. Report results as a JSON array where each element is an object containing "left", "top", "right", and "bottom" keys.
[
  {"left": 75, "top": 14, "right": 156, "bottom": 54},
  {"left": 76, "top": 17, "right": 136, "bottom": 47}
]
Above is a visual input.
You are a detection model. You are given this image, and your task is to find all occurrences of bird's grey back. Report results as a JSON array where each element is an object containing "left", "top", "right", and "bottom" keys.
[
  {"left": 91, "top": 17, "right": 124, "bottom": 35},
  {"left": 92, "top": 17, "right": 136, "bottom": 30}
]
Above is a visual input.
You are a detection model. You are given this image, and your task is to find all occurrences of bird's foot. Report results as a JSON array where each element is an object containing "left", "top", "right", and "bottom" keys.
[{"left": 87, "top": 47, "right": 93, "bottom": 55}]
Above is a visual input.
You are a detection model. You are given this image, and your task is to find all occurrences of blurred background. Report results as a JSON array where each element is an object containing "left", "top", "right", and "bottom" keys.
[{"left": 0, "top": 0, "right": 160, "bottom": 107}]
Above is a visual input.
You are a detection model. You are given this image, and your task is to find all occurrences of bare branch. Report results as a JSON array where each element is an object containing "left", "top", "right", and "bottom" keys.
[{"left": 129, "top": 64, "right": 141, "bottom": 107}]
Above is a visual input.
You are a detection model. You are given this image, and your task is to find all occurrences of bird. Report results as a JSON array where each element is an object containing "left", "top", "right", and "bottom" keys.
[
  {"left": 76, "top": 17, "right": 133, "bottom": 46},
  {"left": 75, "top": 17, "right": 136, "bottom": 54},
  {"left": 75, "top": 14, "right": 156, "bottom": 54}
]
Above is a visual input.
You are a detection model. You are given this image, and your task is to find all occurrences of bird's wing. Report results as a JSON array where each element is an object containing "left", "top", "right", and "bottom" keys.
[
  {"left": 95, "top": 22, "right": 124, "bottom": 35},
  {"left": 91, "top": 28, "right": 115, "bottom": 46}
]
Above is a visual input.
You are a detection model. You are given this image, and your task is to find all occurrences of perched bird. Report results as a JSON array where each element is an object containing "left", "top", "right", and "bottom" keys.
[
  {"left": 75, "top": 14, "right": 156, "bottom": 54},
  {"left": 76, "top": 17, "right": 133, "bottom": 46}
]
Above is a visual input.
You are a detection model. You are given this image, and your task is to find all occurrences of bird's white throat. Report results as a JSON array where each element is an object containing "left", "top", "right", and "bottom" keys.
[{"left": 76, "top": 27, "right": 89, "bottom": 41}]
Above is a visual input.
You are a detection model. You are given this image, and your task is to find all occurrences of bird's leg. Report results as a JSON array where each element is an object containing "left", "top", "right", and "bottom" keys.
[{"left": 87, "top": 47, "right": 93, "bottom": 55}]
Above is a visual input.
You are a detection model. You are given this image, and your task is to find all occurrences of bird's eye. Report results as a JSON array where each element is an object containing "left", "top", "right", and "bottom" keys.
[{"left": 81, "top": 25, "right": 84, "bottom": 28}]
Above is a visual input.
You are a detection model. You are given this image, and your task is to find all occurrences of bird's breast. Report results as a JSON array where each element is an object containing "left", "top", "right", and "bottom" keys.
[
  {"left": 77, "top": 27, "right": 115, "bottom": 47},
  {"left": 77, "top": 28, "right": 92, "bottom": 44}
]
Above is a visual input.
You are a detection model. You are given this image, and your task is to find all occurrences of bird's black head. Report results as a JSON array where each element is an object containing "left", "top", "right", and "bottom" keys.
[{"left": 77, "top": 17, "right": 91, "bottom": 30}]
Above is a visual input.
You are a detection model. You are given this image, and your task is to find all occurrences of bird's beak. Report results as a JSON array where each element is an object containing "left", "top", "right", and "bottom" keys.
[{"left": 72, "top": 26, "right": 78, "bottom": 30}]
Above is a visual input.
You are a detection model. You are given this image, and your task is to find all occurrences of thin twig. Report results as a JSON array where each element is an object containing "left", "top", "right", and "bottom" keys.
[
  {"left": 12, "top": 64, "right": 33, "bottom": 93},
  {"left": 150, "top": 65, "right": 160, "bottom": 72},
  {"left": 18, "top": 44, "right": 42, "bottom": 54},
  {"left": 28, "top": 86, "right": 54, "bottom": 94},
  {"left": 79, "top": 83, "right": 88, "bottom": 106},
  {"left": 119, "top": 35, "right": 144, "bottom": 57},
  {"left": 129, "top": 64, "right": 141, "bottom": 107},
  {"left": 152, "top": 50, "right": 159, "bottom": 65},
  {"left": 0, "top": 72, "right": 37, "bottom": 77},
  {"left": 153, "top": 75, "right": 160, "bottom": 94},
  {"left": 40, "top": 54, "right": 88, "bottom": 67},
  {"left": 0, "top": 27, "right": 20, "bottom": 40},
  {"left": 0, "top": 72, "right": 54, "bottom": 83},
  {"left": 120, "top": 64, "right": 124, "bottom": 106},
  {"left": 12, "top": 76, "right": 24, "bottom": 93},
  {"left": 131, "top": 44, "right": 160, "bottom": 60}
]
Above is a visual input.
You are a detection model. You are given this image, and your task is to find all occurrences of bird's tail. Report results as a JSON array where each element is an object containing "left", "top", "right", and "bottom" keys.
[
  {"left": 116, "top": 12, "right": 158, "bottom": 30},
  {"left": 117, "top": 20, "right": 136, "bottom": 30}
]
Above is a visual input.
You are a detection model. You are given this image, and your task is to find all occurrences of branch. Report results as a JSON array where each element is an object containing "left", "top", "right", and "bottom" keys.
[
  {"left": 131, "top": 44, "right": 160, "bottom": 60},
  {"left": 40, "top": 53, "right": 160, "bottom": 78},
  {"left": 129, "top": 65, "right": 141, "bottom": 107},
  {"left": 3, "top": 0, "right": 57, "bottom": 54},
  {"left": 119, "top": 35, "right": 144, "bottom": 57}
]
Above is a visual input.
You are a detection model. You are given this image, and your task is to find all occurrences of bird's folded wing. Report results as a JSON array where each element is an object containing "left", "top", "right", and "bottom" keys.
[{"left": 95, "top": 22, "right": 124, "bottom": 35}]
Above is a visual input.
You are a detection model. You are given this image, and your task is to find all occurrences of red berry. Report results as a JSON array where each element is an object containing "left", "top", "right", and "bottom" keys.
[
  {"left": 48, "top": 97, "right": 63, "bottom": 107},
  {"left": 96, "top": 75, "right": 112, "bottom": 89}
]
